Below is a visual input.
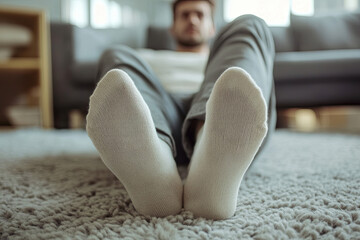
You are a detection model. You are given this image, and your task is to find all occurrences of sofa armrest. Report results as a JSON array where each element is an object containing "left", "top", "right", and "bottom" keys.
[
  {"left": 50, "top": 22, "right": 80, "bottom": 108},
  {"left": 274, "top": 49, "right": 360, "bottom": 81},
  {"left": 273, "top": 49, "right": 360, "bottom": 107}
]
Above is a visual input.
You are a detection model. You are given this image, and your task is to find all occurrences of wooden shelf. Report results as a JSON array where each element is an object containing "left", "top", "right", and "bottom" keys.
[
  {"left": 0, "top": 58, "right": 40, "bottom": 71},
  {"left": 0, "top": 5, "right": 53, "bottom": 128},
  {"left": 0, "top": 5, "right": 43, "bottom": 16}
]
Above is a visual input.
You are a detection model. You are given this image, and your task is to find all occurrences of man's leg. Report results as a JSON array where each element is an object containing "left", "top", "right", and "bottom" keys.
[
  {"left": 86, "top": 45, "right": 185, "bottom": 217},
  {"left": 183, "top": 15, "right": 276, "bottom": 219}
]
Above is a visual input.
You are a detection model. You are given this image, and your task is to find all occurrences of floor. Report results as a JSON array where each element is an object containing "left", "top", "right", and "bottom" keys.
[{"left": 1, "top": 126, "right": 359, "bottom": 239}]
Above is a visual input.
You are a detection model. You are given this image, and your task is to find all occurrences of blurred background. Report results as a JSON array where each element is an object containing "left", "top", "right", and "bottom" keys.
[
  {"left": 0, "top": 0, "right": 359, "bottom": 132},
  {"left": 1, "top": 0, "right": 359, "bottom": 27}
]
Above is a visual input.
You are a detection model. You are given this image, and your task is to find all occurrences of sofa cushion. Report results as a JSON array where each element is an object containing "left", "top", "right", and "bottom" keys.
[
  {"left": 274, "top": 49, "right": 360, "bottom": 81},
  {"left": 146, "top": 27, "right": 175, "bottom": 50},
  {"left": 270, "top": 27, "right": 297, "bottom": 52},
  {"left": 291, "top": 12, "right": 360, "bottom": 51},
  {"left": 73, "top": 26, "right": 146, "bottom": 63}
]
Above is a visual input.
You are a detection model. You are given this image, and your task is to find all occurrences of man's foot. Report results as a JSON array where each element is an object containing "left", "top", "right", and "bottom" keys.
[
  {"left": 184, "top": 67, "right": 268, "bottom": 219},
  {"left": 86, "top": 69, "right": 183, "bottom": 217}
]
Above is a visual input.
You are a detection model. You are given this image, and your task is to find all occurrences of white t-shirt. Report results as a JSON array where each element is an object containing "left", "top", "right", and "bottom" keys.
[{"left": 136, "top": 48, "right": 208, "bottom": 94}]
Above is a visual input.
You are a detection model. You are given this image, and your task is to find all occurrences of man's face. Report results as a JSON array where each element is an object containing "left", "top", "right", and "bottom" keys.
[{"left": 171, "top": 1, "right": 215, "bottom": 47}]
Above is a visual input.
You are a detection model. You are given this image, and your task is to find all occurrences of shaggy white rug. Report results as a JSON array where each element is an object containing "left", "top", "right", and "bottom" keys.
[{"left": 0, "top": 128, "right": 359, "bottom": 239}]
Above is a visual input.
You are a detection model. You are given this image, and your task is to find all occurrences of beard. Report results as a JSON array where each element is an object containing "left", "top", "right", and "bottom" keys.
[{"left": 174, "top": 26, "right": 207, "bottom": 47}]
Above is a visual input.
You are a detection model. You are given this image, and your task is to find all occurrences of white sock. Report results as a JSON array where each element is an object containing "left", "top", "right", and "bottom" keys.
[
  {"left": 86, "top": 69, "right": 183, "bottom": 217},
  {"left": 184, "top": 67, "right": 268, "bottom": 220}
]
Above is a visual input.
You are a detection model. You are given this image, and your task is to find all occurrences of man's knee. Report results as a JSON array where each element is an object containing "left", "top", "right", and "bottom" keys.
[
  {"left": 230, "top": 14, "right": 268, "bottom": 30},
  {"left": 101, "top": 45, "right": 131, "bottom": 61},
  {"left": 225, "top": 14, "right": 274, "bottom": 52}
]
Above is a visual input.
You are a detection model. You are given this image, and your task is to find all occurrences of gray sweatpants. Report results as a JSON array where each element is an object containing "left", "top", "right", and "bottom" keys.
[{"left": 96, "top": 15, "right": 276, "bottom": 165}]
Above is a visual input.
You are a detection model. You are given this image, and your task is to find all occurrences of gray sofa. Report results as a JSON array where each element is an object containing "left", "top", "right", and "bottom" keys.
[{"left": 50, "top": 12, "right": 360, "bottom": 128}]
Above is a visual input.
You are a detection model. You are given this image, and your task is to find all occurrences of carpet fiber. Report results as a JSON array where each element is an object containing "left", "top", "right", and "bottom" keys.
[{"left": 0, "top": 129, "right": 359, "bottom": 239}]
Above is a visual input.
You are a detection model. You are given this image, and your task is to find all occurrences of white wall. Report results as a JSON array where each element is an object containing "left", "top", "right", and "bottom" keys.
[
  {"left": 0, "top": 0, "right": 225, "bottom": 27},
  {"left": 0, "top": 0, "right": 170, "bottom": 25},
  {"left": 0, "top": 0, "right": 63, "bottom": 21}
]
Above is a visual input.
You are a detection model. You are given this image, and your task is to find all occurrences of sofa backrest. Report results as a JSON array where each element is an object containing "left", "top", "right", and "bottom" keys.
[
  {"left": 146, "top": 25, "right": 298, "bottom": 53},
  {"left": 146, "top": 26, "right": 175, "bottom": 50},
  {"left": 51, "top": 22, "right": 147, "bottom": 65},
  {"left": 72, "top": 25, "right": 146, "bottom": 63},
  {"left": 290, "top": 11, "right": 360, "bottom": 51},
  {"left": 146, "top": 11, "right": 360, "bottom": 53},
  {"left": 50, "top": 11, "right": 360, "bottom": 69}
]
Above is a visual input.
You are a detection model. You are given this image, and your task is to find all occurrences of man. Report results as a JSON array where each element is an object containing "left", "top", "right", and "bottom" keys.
[
  {"left": 170, "top": 0, "right": 215, "bottom": 54},
  {"left": 86, "top": 0, "right": 276, "bottom": 220}
]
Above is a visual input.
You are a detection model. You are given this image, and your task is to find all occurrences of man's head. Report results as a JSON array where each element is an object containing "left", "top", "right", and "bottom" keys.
[{"left": 171, "top": 0, "right": 216, "bottom": 53}]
